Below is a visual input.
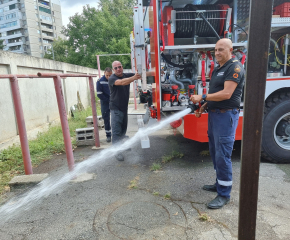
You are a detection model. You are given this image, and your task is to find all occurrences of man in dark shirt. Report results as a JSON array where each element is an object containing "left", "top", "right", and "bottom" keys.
[
  {"left": 108, "top": 61, "right": 141, "bottom": 161},
  {"left": 190, "top": 38, "right": 245, "bottom": 209},
  {"left": 97, "top": 67, "right": 112, "bottom": 142}
]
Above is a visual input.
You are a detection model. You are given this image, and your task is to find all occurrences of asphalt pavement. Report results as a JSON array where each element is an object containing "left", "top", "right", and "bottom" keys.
[{"left": 1, "top": 104, "right": 290, "bottom": 240}]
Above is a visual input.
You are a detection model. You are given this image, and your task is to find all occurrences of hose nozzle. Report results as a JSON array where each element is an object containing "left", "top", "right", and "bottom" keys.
[{"left": 187, "top": 104, "right": 198, "bottom": 113}]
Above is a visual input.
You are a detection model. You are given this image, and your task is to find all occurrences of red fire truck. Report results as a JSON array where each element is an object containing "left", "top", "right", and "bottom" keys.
[{"left": 131, "top": 0, "right": 290, "bottom": 163}]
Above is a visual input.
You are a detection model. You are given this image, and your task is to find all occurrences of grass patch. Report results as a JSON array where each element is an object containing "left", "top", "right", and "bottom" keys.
[
  {"left": 153, "top": 191, "right": 159, "bottom": 196},
  {"left": 150, "top": 163, "right": 161, "bottom": 171},
  {"left": 128, "top": 176, "right": 139, "bottom": 189},
  {"left": 164, "top": 193, "right": 171, "bottom": 200},
  {"left": 161, "top": 150, "right": 184, "bottom": 163},
  {"left": 199, "top": 213, "right": 210, "bottom": 222},
  {"left": 200, "top": 150, "right": 210, "bottom": 157},
  {"left": 0, "top": 105, "right": 101, "bottom": 196}
]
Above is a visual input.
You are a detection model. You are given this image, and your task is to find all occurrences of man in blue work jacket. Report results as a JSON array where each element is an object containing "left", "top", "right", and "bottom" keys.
[
  {"left": 190, "top": 38, "right": 245, "bottom": 209},
  {"left": 96, "top": 67, "right": 112, "bottom": 142}
]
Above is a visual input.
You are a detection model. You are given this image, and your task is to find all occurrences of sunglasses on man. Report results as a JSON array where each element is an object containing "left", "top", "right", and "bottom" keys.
[{"left": 113, "top": 66, "right": 122, "bottom": 70}]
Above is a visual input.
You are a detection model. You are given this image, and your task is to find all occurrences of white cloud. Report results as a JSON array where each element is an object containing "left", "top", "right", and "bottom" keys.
[{"left": 60, "top": 2, "right": 99, "bottom": 27}]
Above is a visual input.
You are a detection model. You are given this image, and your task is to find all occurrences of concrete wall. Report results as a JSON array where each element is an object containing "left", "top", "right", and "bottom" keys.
[{"left": 0, "top": 50, "right": 101, "bottom": 143}]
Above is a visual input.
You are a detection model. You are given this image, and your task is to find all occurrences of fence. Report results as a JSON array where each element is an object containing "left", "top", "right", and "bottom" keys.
[{"left": 0, "top": 73, "right": 101, "bottom": 174}]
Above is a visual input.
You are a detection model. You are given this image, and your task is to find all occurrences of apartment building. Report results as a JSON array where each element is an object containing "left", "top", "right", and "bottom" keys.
[{"left": 0, "top": 0, "right": 63, "bottom": 58}]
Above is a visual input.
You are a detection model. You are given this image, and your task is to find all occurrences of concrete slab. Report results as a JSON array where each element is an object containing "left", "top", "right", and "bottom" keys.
[
  {"left": 8, "top": 173, "right": 48, "bottom": 190},
  {"left": 70, "top": 173, "right": 96, "bottom": 183},
  {"left": 91, "top": 145, "right": 110, "bottom": 150}
]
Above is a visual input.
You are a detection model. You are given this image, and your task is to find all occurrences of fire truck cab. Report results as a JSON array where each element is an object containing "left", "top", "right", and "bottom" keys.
[{"left": 131, "top": 0, "right": 290, "bottom": 163}]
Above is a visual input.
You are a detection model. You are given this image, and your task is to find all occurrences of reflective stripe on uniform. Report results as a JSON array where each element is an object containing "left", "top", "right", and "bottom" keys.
[
  {"left": 97, "top": 91, "right": 103, "bottom": 94},
  {"left": 100, "top": 82, "right": 108, "bottom": 84},
  {"left": 105, "top": 130, "right": 111, "bottom": 133},
  {"left": 217, "top": 179, "right": 232, "bottom": 186}
]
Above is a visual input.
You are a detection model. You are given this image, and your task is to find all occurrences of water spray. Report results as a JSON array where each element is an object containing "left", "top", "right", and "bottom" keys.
[{"left": 0, "top": 108, "right": 192, "bottom": 223}]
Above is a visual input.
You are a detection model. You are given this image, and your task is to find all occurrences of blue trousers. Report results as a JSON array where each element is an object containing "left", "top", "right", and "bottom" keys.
[
  {"left": 111, "top": 109, "right": 128, "bottom": 144},
  {"left": 208, "top": 109, "right": 239, "bottom": 198},
  {"left": 100, "top": 100, "right": 111, "bottom": 138}
]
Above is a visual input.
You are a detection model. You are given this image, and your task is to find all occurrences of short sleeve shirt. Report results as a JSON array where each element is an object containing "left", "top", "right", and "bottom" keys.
[
  {"left": 108, "top": 73, "right": 135, "bottom": 111},
  {"left": 207, "top": 59, "right": 245, "bottom": 110}
]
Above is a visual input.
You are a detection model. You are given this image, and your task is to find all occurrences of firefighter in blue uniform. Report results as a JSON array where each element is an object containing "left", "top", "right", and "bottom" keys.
[
  {"left": 96, "top": 67, "right": 112, "bottom": 142},
  {"left": 190, "top": 38, "right": 245, "bottom": 209}
]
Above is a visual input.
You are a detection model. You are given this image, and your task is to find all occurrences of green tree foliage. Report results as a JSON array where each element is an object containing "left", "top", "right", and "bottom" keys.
[{"left": 45, "top": 0, "right": 135, "bottom": 69}]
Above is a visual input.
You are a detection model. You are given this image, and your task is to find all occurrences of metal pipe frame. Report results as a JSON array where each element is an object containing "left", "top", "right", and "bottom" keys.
[
  {"left": 9, "top": 76, "right": 33, "bottom": 175},
  {"left": 0, "top": 75, "right": 38, "bottom": 79},
  {"left": 53, "top": 76, "right": 75, "bottom": 172},
  {"left": 1, "top": 73, "right": 100, "bottom": 173},
  {"left": 97, "top": 55, "right": 101, "bottom": 80},
  {"left": 88, "top": 76, "right": 100, "bottom": 147},
  {"left": 37, "top": 73, "right": 98, "bottom": 78}
]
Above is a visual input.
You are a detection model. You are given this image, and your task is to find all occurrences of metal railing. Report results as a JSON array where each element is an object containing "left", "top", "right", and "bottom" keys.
[{"left": 0, "top": 73, "right": 101, "bottom": 174}]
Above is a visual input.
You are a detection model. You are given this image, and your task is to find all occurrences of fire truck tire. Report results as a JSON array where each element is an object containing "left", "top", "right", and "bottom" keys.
[{"left": 261, "top": 91, "right": 290, "bottom": 163}]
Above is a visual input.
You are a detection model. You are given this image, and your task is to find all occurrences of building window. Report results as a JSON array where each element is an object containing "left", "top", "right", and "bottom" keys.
[
  {"left": 0, "top": 20, "right": 17, "bottom": 29},
  {"left": 9, "top": 45, "right": 21, "bottom": 51},
  {"left": 37, "top": 30, "right": 40, "bottom": 34},
  {"left": 39, "top": 7, "right": 51, "bottom": 14},
  {"left": 0, "top": 9, "right": 3, "bottom": 13},
  {"left": 0, "top": 16, "right": 4, "bottom": 21},
  {"left": 39, "top": 38, "right": 41, "bottom": 42},
  {"left": 39, "top": 1, "right": 50, "bottom": 7},
  {"left": 7, "top": 29, "right": 21, "bottom": 36},
  {"left": 36, "top": 14, "right": 38, "bottom": 18},
  {"left": 9, "top": 4, "right": 16, "bottom": 11},
  {"left": 25, "top": 37, "right": 29, "bottom": 41},
  {"left": 8, "top": 37, "right": 21, "bottom": 43},
  {"left": 39, "top": 45, "right": 43, "bottom": 50},
  {"left": 6, "top": 12, "right": 17, "bottom": 20},
  {"left": 39, "top": 15, "right": 52, "bottom": 22}
]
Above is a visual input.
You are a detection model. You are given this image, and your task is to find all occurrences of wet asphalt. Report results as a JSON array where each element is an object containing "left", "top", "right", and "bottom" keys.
[{"left": 1, "top": 104, "right": 290, "bottom": 240}]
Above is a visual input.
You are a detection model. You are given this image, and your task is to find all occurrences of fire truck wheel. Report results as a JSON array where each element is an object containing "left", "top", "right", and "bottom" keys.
[{"left": 261, "top": 91, "right": 290, "bottom": 163}]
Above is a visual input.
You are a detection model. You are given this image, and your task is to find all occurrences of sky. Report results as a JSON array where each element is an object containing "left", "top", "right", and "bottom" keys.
[{"left": 60, "top": 0, "right": 100, "bottom": 27}]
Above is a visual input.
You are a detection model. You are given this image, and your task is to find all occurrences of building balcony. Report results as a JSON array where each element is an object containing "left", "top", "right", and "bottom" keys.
[
  {"left": 3, "top": 32, "right": 23, "bottom": 39},
  {"left": 10, "top": 49, "right": 24, "bottom": 53},
  {"left": 42, "top": 31, "right": 54, "bottom": 38},
  {"left": 7, "top": 40, "right": 22, "bottom": 47},
  {"left": 41, "top": 25, "right": 53, "bottom": 32}
]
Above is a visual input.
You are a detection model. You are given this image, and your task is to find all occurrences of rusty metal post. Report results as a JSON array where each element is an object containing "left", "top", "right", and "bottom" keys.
[
  {"left": 9, "top": 76, "right": 33, "bottom": 175},
  {"left": 238, "top": 0, "right": 273, "bottom": 239},
  {"left": 53, "top": 76, "right": 74, "bottom": 171},
  {"left": 88, "top": 76, "right": 100, "bottom": 147},
  {"left": 97, "top": 55, "right": 101, "bottom": 79}
]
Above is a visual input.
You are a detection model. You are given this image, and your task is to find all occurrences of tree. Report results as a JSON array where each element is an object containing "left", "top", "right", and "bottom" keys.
[
  {"left": 46, "top": 0, "right": 135, "bottom": 69},
  {"left": 44, "top": 38, "right": 69, "bottom": 62}
]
